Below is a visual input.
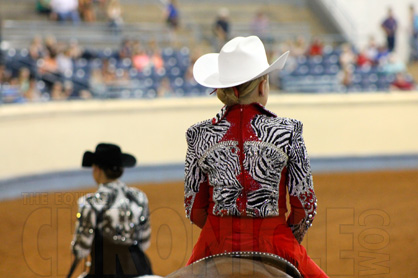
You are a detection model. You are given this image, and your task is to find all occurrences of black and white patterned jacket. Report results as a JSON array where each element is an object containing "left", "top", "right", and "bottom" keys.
[
  {"left": 72, "top": 181, "right": 151, "bottom": 259},
  {"left": 184, "top": 103, "right": 317, "bottom": 243}
]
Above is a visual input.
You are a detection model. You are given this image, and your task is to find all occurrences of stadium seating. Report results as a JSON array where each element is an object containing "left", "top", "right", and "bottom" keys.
[
  {"left": 0, "top": 0, "right": 416, "bottom": 103},
  {"left": 2, "top": 41, "right": 415, "bottom": 103}
]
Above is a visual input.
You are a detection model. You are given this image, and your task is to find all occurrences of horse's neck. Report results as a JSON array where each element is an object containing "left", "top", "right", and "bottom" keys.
[{"left": 165, "top": 257, "right": 293, "bottom": 278}]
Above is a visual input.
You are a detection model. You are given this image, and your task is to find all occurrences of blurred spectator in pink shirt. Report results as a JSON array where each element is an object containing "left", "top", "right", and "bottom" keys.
[{"left": 132, "top": 47, "right": 151, "bottom": 72}]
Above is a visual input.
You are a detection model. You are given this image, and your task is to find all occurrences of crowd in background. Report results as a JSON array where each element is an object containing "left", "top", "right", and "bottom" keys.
[
  {"left": 0, "top": 34, "right": 210, "bottom": 103},
  {"left": 1, "top": 1, "right": 417, "bottom": 103},
  {"left": 35, "top": 0, "right": 179, "bottom": 33},
  {"left": 276, "top": 4, "right": 417, "bottom": 92},
  {"left": 36, "top": 0, "right": 125, "bottom": 32}
]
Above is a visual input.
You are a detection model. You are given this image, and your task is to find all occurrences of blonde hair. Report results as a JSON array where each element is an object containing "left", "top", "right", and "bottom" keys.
[{"left": 216, "top": 75, "right": 267, "bottom": 106}]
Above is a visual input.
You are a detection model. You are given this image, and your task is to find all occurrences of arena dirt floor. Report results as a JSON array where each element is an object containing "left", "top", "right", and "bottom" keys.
[{"left": 1, "top": 169, "right": 417, "bottom": 278}]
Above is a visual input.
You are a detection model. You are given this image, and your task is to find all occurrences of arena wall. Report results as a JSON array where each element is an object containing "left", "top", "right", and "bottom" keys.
[{"left": 1, "top": 92, "right": 418, "bottom": 199}]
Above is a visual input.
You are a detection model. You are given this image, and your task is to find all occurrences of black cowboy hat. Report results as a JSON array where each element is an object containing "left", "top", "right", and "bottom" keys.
[{"left": 82, "top": 143, "right": 136, "bottom": 168}]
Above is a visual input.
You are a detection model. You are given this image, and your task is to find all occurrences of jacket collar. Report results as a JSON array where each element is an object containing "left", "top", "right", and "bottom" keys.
[
  {"left": 211, "top": 102, "right": 277, "bottom": 125},
  {"left": 99, "top": 180, "right": 125, "bottom": 190}
]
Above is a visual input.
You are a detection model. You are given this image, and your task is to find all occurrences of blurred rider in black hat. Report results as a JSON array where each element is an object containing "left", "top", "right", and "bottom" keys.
[{"left": 71, "top": 143, "right": 153, "bottom": 278}]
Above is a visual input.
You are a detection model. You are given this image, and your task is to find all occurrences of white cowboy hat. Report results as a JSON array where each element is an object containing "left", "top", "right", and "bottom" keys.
[{"left": 193, "top": 36, "right": 289, "bottom": 88}]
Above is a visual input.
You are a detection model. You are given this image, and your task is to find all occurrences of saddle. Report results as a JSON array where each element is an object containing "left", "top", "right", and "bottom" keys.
[{"left": 166, "top": 251, "right": 302, "bottom": 278}]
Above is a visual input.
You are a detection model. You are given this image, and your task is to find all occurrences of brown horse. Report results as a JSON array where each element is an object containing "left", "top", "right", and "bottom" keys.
[{"left": 165, "top": 252, "right": 302, "bottom": 278}]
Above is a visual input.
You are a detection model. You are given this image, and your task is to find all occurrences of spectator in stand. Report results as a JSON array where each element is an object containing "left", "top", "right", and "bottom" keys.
[
  {"left": 113, "top": 67, "right": 131, "bottom": 86},
  {"left": 0, "top": 64, "right": 12, "bottom": 84},
  {"left": 381, "top": 7, "right": 398, "bottom": 52},
  {"left": 339, "top": 63, "right": 353, "bottom": 91},
  {"left": 356, "top": 47, "right": 373, "bottom": 68},
  {"left": 250, "top": 11, "right": 271, "bottom": 43},
  {"left": 17, "top": 67, "right": 31, "bottom": 98},
  {"left": 50, "top": 81, "right": 68, "bottom": 100},
  {"left": 1, "top": 76, "right": 25, "bottom": 103},
  {"left": 157, "top": 77, "right": 173, "bottom": 97},
  {"left": 148, "top": 43, "right": 164, "bottom": 72},
  {"left": 291, "top": 36, "right": 308, "bottom": 58},
  {"left": 36, "top": 0, "right": 52, "bottom": 16},
  {"left": 119, "top": 39, "right": 133, "bottom": 60},
  {"left": 307, "top": 37, "right": 323, "bottom": 56},
  {"left": 64, "top": 79, "right": 91, "bottom": 99},
  {"left": 182, "top": 48, "right": 204, "bottom": 91},
  {"left": 364, "top": 36, "right": 379, "bottom": 65},
  {"left": 24, "top": 45, "right": 42, "bottom": 78},
  {"left": 30, "top": 36, "right": 45, "bottom": 57},
  {"left": 44, "top": 35, "right": 58, "bottom": 56},
  {"left": 212, "top": 7, "right": 231, "bottom": 51},
  {"left": 107, "top": 0, "right": 123, "bottom": 34},
  {"left": 164, "top": 0, "right": 179, "bottom": 31},
  {"left": 338, "top": 44, "right": 356, "bottom": 91},
  {"left": 90, "top": 68, "right": 107, "bottom": 96},
  {"left": 101, "top": 58, "right": 117, "bottom": 85},
  {"left": 339, "top": 43, "right": 356, "bottom": 69},
  {"left": 79, "top": 0, "right": 96, "bottom": 22},
  {"left": 132, "top": 46, "right": 151, "bottom": 72},
  {"left": 25, "top": 78, "right": 42, "bottom": 102},
  {"left": 390, "top": 72, "right": 415, "bottom": 91},
  {"left": 68, "top": 39, "right": 84, "bottom": 60},
  {"left": 57, "top": 47, "right": 73, "bottom": 77},
  {"left": 50, "top": 0, "right": 80, "bottom": 24},
  {"left": 409, "top": 4, "right": 418, "bottom": 61},
  {"left": 375, "top": 45, "right": 390, "bottom": 66},
  {"left": 38, "top": 48, "right": 61, "bottom": 91},
  {"left": 164, "top": 0, "right": 180, "bottom": 43},
  {"left": 381, "top": 53, "right": 406, "bottom": 75}
]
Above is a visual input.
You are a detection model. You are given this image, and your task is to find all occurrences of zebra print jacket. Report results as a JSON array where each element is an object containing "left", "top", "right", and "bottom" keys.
[
  {"left": 72, "top": 181, "right": 151, "bottom": 259},
  {"left": 184, "top": 103, "right": 317, "bottom": 243}
]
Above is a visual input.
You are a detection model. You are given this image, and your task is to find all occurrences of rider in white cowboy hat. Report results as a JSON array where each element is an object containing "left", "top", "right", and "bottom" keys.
[{"left": 184, "top": 36, "right": 328, "bottom": 278}]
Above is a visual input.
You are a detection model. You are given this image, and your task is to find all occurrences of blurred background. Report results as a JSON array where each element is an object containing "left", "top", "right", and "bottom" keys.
[
  {"left": 1, "top": 0, "right": 418, "bottom": 100},
  {"left": 0, "top": 0, "right": 417, "bottom": 277}
]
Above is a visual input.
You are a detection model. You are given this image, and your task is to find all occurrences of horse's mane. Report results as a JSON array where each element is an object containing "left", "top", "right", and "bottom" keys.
[{"left": 165, "top": 251, "right": 302, "bottom": 278}]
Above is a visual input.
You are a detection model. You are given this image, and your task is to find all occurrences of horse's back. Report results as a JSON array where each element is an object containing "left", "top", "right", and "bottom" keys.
[{"left": 165, "top": 256, "right": 293, "bottom": 278}]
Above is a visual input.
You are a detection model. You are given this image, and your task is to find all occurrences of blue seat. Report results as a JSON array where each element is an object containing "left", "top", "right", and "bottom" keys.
[
  {"left": 152, "top": 68, "right": 166, "bottom": 83},
  {"left": 293, "top": 65, "right": 309, "bottom": 76},
  {"left": 162, "top": 47, "right": 175, "bottom": 60},
  {"left": 98, "top": 48, "right": 117, "bottom": 59},
  {"left": 310, "top": 64, "right": 324, "bottom": 75},
  {"left": 116, "top": 58, "right": 132, "bottom": 69},
  {"left": 145, "top": 88, "right": 157, "bottom": 98},
  {"left": 72, "top": 68, "right": 90, "bottom": 93},
  {"left": 165, "top": 56, "right": 179, "bottom": 70},
  {"left": 176, "top": 47, "right": 190, "bottom": 70},
  {"left": 324, "top": 64, "right": 340, "bottom": 75},
  {"left": 296, "top": 55, "right": 307, "bottom": 65},
  {"left": 89, "top": 58, "right": 103, "bottom": 69},
  {"left": 168, "top": 66, "right": 183, "bottom": 81},
  {"left": 307, "top": 56, "right": 323, "bottom": 66},
  {"left": 74, "top": 58, "right": 89, "bottom": 70},
  {"left": 323, "top": 54, "right": 339, "bottom": 65}
]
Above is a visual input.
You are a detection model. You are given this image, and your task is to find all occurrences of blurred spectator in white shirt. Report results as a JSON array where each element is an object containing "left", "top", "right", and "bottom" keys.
[
  {"left": 57, "top": 48, "right": 73, "bottom": 77},
  {"left": 50, "top": 0, "right": 80, "bottom": 24}
]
